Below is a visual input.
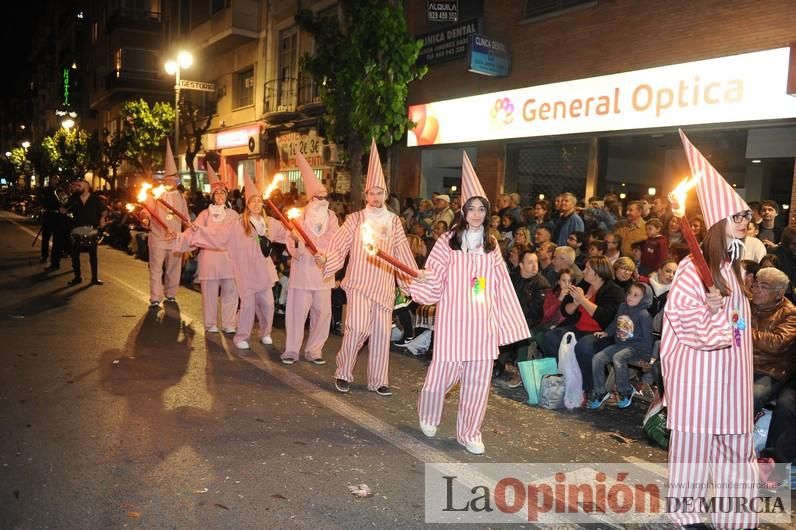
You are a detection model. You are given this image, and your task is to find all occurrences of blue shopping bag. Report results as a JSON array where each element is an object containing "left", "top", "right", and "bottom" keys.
[{"left": 517, "top": 357, "right": 558, "bottom": 405}]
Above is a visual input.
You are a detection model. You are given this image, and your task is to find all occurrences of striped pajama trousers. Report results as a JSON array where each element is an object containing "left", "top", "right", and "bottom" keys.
[
  {"left": 418, "top": 360, "right": 492, "bottom": 445},
  {"left": 668, "top": 431, "right": 758, "bottom": 529},
  {"left": 334, "top": 291, "right": 391, "bottom": 390}
]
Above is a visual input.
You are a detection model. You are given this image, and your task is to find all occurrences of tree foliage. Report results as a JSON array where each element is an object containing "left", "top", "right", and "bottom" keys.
[
  {"left": 42, "top": 128, "right": 100, "bottom": 182},
  {"left": 296, "top": 0, "right": 426, "bottom": 198},
  {"left": 119, "top": 99, "right": 175, "bottom": 178},
  {"left": 180, "top": 99, "right": 214, "bottom": 193}
]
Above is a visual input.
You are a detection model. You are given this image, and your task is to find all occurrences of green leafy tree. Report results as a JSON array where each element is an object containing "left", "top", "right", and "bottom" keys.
[
  {"left": 297, "top": 0, "right": 426, "bottom": 200},
  {"left": 42, "top": 128, "right": 100, "bottom": 183},
  {"left": 119, "top": 99, "right": 175, "bottom": 179},
  {"left": 8, "top": 146, "right": 33, "bottom": 183},
  {"left": 101, "top": 129, "right": 127, "bottom": 190}
]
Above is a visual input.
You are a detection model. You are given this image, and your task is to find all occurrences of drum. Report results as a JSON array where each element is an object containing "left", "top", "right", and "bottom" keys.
[{"left": 70, "top": 226, "right": 99, "bottom": 249}]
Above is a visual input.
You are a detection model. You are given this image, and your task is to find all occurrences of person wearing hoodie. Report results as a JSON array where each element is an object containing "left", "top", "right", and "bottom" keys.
[
  {"left": 646, "top": 259, "right": 677, "bottom": 319},
  {"left": 588, "top": 282, "right": 654, "bottom": 409}
]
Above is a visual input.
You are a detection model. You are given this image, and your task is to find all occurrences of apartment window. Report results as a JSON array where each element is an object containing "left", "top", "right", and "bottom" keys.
[
  {"left": 523, "top": 0, "right": 596, "bottom": 19},
  {"left": 113, "top": 48, "right": 158, "bottom": 75},
  {"left": 233, "top": 66, "right": 255, "bottom": 109},
  {"left": 278, "top": 28, "right": 298, "bottom": 108}
]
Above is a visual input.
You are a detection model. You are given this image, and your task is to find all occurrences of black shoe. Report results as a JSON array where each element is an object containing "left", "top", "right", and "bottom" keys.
[
  {"left": 44, "top": 265, "right": 60, "bottom": 272},
  {"left": 393, "top": 336, "right": 414, "bottom": 347},
  {"left": 335, "top": 379, "right": 350, "bottom": 393},
  {"left": 375, "top": 386, "right": 392, "bottom": 396},
  {"left": 165, "top": 297, "right": 177, "bottom": 303},
  {"left": 40, "top": 256, "right": 48, "bottom": 263},
  {"left": 67, "top": 277, "right": 82, "bottom": 286},
  {"left": 90, "top": 278, "right": 103, "bottom": 285}
]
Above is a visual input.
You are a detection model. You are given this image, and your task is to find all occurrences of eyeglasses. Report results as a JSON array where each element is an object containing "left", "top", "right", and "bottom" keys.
[
  {"left": 751, "top": 283, "right": 781, "bottom": 291},
  {"left": 730, "top": 211, "right": 753, "bottom": 223}
]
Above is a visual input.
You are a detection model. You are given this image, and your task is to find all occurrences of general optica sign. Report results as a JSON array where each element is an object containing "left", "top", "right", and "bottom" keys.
[{"left": 408, "top": 47, "right": 796, "bottom": 146}]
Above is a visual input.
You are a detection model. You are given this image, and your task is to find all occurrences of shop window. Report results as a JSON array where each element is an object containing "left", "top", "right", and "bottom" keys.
[
  {"left": 523, "top": 0, "right": 596, "bottom": 20},
  {"left": 506, "top": 141, "right": 590, "bottom": 203},
  {"left": 233, "top": 66, "right": 255, "bottom": 109}
]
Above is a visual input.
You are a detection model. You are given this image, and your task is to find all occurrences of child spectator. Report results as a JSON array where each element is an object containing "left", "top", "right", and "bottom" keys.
[
  {"left": 589, "top": 282, "right": 654, "bottom": 409},
  {"left": 587, "top": 240, "right": 607, "bottom": 258},
  {"left": 646, "top": 259, "right": 676, "bottom": 318},
  {"left": 641, "top": 218, "right": 668, "bottom": 273},
  {"left": 567, "top": 230, "right": 586, "bottom": 269},
  {"left": 630, "top": 241, "right": 646, "bottom": 274}
]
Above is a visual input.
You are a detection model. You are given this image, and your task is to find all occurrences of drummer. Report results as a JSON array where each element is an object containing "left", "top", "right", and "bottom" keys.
[{"left": 66, "top": 179, "right": 107, "bottom": 286}]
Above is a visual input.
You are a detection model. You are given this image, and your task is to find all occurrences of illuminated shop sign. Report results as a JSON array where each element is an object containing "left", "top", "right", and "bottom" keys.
[
  {"left": 216, "top": 124, "right": 261, "bottom": 149},
  {"left": 468, "top": 34, "right": 510, "bottom": 77},
  {"left": 408, "top": 47, "right": 796, "bottom": 146}
]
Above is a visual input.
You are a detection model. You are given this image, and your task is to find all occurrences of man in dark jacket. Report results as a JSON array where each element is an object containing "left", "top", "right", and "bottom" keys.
[
  {"left": 495, "top": 250, "right": 550, "bottom": 385},
  {"left": 751, "top": 267, "right": 796, "bottom": 460}
]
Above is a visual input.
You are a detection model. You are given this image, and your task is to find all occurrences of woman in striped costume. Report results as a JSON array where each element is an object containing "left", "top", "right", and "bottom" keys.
[{"left": 410, "top": 153, "right": 529, "bottom": 455}]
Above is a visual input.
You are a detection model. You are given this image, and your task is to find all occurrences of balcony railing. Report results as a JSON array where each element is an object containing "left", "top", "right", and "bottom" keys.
[
  {"left": 263, "top": 75, "right": 321, "bottom": 114},
  {"left": 107, "top": 8, "right": 161, "bottom": 34}
]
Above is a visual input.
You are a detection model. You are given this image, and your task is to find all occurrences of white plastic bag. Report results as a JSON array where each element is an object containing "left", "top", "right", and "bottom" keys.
[
  {"left": 753, "top": 409, "right": 772, "bottom": 456},
  {"left": 405, "top": 329, "right": 432, "bottom": 356},
  {"left": 557, "top": 332, "right": 583, "bottom": 409}
]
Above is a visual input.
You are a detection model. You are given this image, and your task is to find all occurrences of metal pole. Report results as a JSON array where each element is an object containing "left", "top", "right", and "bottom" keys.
[{"left": 174, "top": 66, "right": 180, "bottom": 168}]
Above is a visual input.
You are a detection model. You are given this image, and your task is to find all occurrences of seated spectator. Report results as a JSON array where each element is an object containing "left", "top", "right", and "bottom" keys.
[
  {"left": 604, "top": 232, "right": 622, "bottom": 264},
  {"left": 760, "top": 253, "right": 780, "bottom": 270},
  {"left": 500, "top": 214, "right": 516, "bottom": 243},
  {"left": 664, "top": 215, "right": 684, "bottom": 247},
  {"left": 552, "top": 245, "right": 583, "bottom": 285},
  {"left": 668, "top": 242, "right": 690, "bottom": 263},
  {"left": 740, "top": 260, "right": 760, "bottom": 291},
  {"left": 541, "top": 256, "right": 624, "bottom": 399},
  {"left": 415, "top": 199, "right": 435, "bottom": 229},
  {"left": 552, "top": 192, "right": 584, "bottom": 246},
  {"left": 534, "top": 225, "right": 553, "bottom": 248},
  {"left": 689, "top": 214, "right": 707, "bottom": 243},
  {"left": 742, "top": 220, "right": 767, "bottom": 263},
  {"left": 567, "top": 230, "right": 586, "bottom": 269},
  {"left": 400, "top": 197, "right": 416, "bottom": 225},
  {"left": 537, "top": 242, "right": 558, "bottom": 286},
  {"left": 405, "top": 234, "right": 428, "bottom": 268},
  {"left": 432, "top": 220, "right": 448, "bottom": 240},
  {"left": 495, "top": 250, "right": 551, "bottom": 384},
  {"left": 511, "top": 227, "right": 532, "bottom": 252},
  {"left": 613, "top": 257, "right": 638, "bottom": 291},
  {"left": 587, "top": 240, "right": 607, "bottom": 258},
  {"left": 630, "top": 241, "right": 647, "bottom": 274},
  {"left": 641, "top": 218, "right": 668, "bottom": 273},
  {"left": 432, "top": 194, "right": 455, "bottom": 228},
  {"left": 646, "top": 259, "right": 676, "bottom": 318},
  {"left": 526, "top": 200, "right": 552, "bottom": 239},
  {"left": 587, "top": 228, "right": 607, "bottom": 245},
  {"left": 506, "top": 245, "right": 526, "bottom": 275},
  {"left": 589, "top": 282, "right": 654, "bottom": 409},
  {"left": 488, "top": 214, "right": 503, "bottom": 243}
]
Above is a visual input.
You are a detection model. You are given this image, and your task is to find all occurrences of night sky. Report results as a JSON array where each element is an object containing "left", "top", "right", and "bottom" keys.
[{"left": 1, "top": 4, "right": 38, "bottom": 99}]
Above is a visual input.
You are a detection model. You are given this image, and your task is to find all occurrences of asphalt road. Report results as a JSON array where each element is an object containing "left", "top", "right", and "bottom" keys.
[{"left": 0, "top": 211, "right": 675, "bottom": 529}]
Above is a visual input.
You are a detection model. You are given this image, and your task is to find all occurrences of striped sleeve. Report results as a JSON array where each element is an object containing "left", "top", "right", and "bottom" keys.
[
  {"left": 390, "top": 217, "right": 419, "bottom": 289},
  {"left": 493, "top": 248, "right": 532, "bottom": 346},
  {"left": 409, "top": 235, "right": 451, "bottom": 305},
  {"left": 323, "top": 213, "right": 354, "bottom": 277},
  {"left": 663, "top": 260, "right": 732, "bottom": 350}
]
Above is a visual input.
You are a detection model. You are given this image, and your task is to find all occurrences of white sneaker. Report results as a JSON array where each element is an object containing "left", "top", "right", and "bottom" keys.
[
  {"left": 461, "top": 440, "right": 485, "bottom": 455},
  {"left": 280, "top": 355, "right": 296, "bottom": 365},
  {"left": 222, "top": 328, "right": 236, "bottom": 334},
  {"left": 419, "top": 421, "right": 437, "bottom": 438},
  {"left": 261, "top": 335, "right": 273, "bottom": 345},
  {"left": 234, "top": 340, "right": 250, "bottom": 350},
  {"left": 206, "top": 326, "right": 219, "bottom": 333}
]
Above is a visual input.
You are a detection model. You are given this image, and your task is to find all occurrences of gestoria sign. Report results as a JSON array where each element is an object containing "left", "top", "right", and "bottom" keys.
[{"left": 407, "top": 47, "right": 796, "bottom": 146}]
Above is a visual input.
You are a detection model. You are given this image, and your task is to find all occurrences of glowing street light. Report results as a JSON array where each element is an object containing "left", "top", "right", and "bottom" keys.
[
  {"left": 61, "top": 118, "right": 75, "bottom": 130},
  {"left": 164, "top": 51, "right": 193, "bottom": 157},
  {"left": 21, "top": 141, "right": 30, "bottom": 149}
]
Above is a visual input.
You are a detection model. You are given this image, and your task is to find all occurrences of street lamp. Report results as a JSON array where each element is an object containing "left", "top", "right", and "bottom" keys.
[
  {"left": 164, "top": 51, "right": 193, "bottom": 157},
  {"left": 21, "top": 141, "right": 30, "bottom": 149},
  {"left": 61, "top": 118, "right": 75, "bottom": 130}
]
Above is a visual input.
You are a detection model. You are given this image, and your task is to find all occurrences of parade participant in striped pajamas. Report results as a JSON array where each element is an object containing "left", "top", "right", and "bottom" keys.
[
  {"left": 145, "top": 139, "right": 189, "bottom": 307},
  {"left": 193, "top": 162, "right": 238, "bottom": 334},
  {"left": 280, "top": 152, "right": 339, "bottom": 365},
  {"left": 410, "top": 153, "right": 529, "bottom": 455},
  {"left": 178, "top": 173, "right": 287, "bottom": 350},
  {"left": 661, "top": 131, "right": 757, "bottom": 530},
  {"left": 319, "top": 139, "right": 417, "bottom": 396}
]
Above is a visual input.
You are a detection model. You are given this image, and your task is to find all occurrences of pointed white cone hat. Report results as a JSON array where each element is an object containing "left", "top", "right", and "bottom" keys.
[
  {"left": 207, "top": 162, "right": 226, "bottom": 192},
  {"left": 460, "top": 151, "right": 487, "bottom": 208},
  {"left": 679, "top": 129, "right": 749, "bottom": 229},
  {"left": 296, "top": 151, "right": 327, "bottom": 198},
  {"left": 364, "top": 138, "right": 387, "bottom": 192},
  {"left": 164, "top": 138, "right": 179, "bottom": 184},
  {"left": 243, "top": 173, "right": 259, "bottom": 204}
]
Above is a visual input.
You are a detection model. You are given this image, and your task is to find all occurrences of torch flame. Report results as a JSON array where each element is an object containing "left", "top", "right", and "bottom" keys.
[
  {"left": 125, "top": 203, "right": 136, "bottom": 212},
  {"left": 151, "top": 184, "right": 166, "bottom": 200},
  {"left": 360, "top": 221, "right": 378, "bottom": 256},
  {"left": 137, "top": 183, "right": 152, "bottom": 202},
  {"left": 264, "top": 173, "right": 284, "bottom": 199},
  {"left": 287, "top": 207, "right": 302, "bottom": 220},
  {"left": 669, "top": 171, "right": 704, "bottom": 218}
]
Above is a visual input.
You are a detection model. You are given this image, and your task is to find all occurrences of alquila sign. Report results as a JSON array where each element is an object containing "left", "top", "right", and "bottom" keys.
[{"left": 408, "top": 47, "right": 796, "bottom": 146}]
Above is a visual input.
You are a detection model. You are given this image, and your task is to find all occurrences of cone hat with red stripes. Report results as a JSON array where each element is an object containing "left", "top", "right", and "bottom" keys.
[
  {"left": 460, "top": 151, "right": 487, "bottom": 208},
  {"left": 364, "top": 138, "right": 387, "bottom": 192}
]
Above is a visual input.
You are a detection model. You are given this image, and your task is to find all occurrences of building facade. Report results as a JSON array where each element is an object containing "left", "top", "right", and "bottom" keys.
[{"left": 396, "top": 0, "right": 796, "bottom": 213}]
